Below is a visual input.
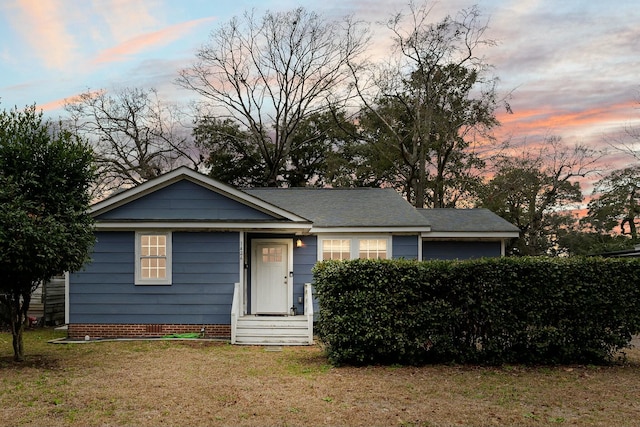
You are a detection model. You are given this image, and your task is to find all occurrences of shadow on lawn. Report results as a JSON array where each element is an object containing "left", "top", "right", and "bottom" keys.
[{"left": 0, "top": 354, "right": 62, "bottom": 370}]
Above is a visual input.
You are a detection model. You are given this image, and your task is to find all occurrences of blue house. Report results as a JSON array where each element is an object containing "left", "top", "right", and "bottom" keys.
[{"left": 67, "top": 167, "right": 519, "bottom": 344}]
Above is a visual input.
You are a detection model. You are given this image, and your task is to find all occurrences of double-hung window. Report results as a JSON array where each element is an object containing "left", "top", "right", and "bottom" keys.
[
  {"left": 320, "top": 236, "right": 390, "bottom": 260},
  {"left": 135, "top": 232, "right": 172, "bottom": 285},
  {"left": 322, "top": 239, "right": 351, "bottom": 260},
  {"left": 358, "top": 239, "right": 387, "bottom": 259}
]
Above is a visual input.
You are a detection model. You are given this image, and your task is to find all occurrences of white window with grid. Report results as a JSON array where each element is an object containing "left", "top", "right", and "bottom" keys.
[
  {"left": 358, "top": 239, "right": 387, "bottom": 259},
  {"left": 319, "top": 236, "right": 391, "bottom": 261},
  {"left": 135, "top": 232, "right": 172, "bottom": 285},
  {"left": 322, "top": 239, "right": 351, "bottom": 260},
  {"left": 262, "top": 246, "right": 283, "bottom": 263}
]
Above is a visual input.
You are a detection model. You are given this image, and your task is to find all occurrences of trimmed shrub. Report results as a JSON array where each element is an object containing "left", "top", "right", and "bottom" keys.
[{"left": 313, "top": 257, "right": 640, "bottom": 366}]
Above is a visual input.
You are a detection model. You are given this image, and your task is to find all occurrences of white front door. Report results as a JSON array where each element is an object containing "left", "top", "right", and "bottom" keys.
[{"left": 253, "top": 241, "right": 290, "bottom": 314}]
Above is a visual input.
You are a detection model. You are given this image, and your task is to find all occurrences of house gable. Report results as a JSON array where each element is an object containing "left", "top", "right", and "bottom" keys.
[
  {"left": 89, "top": 167, "right": 311, "bottom": 229},
  {"left": 95, "top": 180, "right": 278, "bottom": 221}
]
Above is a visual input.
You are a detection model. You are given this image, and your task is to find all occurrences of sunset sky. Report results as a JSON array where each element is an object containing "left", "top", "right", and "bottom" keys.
[{"left": 1, "top": 0, "right": 639, "bottom": 194}]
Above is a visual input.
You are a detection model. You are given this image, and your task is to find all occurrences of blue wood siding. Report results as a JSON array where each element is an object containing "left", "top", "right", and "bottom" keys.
[
  {"left": 96, "top": 180, "right": 276, "bottom": 221},
  {"left": 392, "top": 235, "right": 419, "bottom": 259},
  {"left": 422, "top": 240, "right": 501, "bottom": 260},
  {"left": 293, "top": 235, "right": 318, "bottom": 314},
  {"left": 69, "top": 231, "right": 240, "bottom": 324}
]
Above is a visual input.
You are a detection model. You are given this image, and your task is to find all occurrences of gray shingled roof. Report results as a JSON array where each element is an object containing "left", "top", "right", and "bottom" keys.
[
  {"left": 417, "top": 208, "right": 520, "bottom": 233},
  {"left": 244, "top": 188, "right": 431, "bottom": 228}
]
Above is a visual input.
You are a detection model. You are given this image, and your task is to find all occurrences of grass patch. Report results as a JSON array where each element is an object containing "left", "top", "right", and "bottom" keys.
[{"left": 1, "top": 328, "right": 640, "bottom": 426}]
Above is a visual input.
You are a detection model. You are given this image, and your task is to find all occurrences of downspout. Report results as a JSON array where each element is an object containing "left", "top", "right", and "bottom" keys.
[
  {"left": 239, "top": 231, "right": 245, "bottom": 315},
  {"left": 64, "top": 272, "right": 69, "bottom": 324},
  {"left": 231, "top": 282, "right": 241, "bottom": 344}
]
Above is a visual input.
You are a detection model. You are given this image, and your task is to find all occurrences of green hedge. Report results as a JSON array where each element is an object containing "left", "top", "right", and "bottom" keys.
[{"left": 313, "top": 257, "right": 640, "bottom": 366}]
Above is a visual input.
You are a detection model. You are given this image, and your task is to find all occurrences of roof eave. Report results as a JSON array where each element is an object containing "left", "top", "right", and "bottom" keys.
[
  {"left": 311, "top": 226, "right": 431, "bottom": 233},
  {"left": 422, "top": 231, "right": 520, "bottom": 239}
]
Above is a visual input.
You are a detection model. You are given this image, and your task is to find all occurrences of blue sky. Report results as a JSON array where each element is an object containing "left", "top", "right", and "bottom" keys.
[{"left": 1, "top": 0, "right": 639, "bottom": 179}]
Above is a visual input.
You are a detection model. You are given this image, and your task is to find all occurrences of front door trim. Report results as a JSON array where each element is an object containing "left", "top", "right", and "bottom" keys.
[{"left": 250, "top": 238, "right": 293, "bottom": 315}]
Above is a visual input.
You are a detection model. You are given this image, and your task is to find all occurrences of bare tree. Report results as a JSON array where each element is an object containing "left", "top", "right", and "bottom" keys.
[
  {"left": 348, "top": 2, "right": 504, "bottom": 208},
  {"left": 585, "top": 95, "right": 640, "bottom": 241},
  {"left": 177, "top": 7, "right": 369, "bottom": 186},
  {"left": 586, "top": 166, "right": 640, "bottom": 242},
  {"left": 479, "top": 137, "right": 601, "bottom": 255},
  {"left": 65, "top": 87, "right": 201, "bottom": 198},
  {"left": 607, "top": 101, "right": 640, "bottom": 162}
]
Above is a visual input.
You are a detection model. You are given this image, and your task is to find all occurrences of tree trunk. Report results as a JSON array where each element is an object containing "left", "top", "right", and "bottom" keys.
[
  {"left": 9, "top": 291, "right": 29, "bottom": 362},
  {"left": 12, "top": 320, "right": 25, "bottom": 362},
  {"left": 629, "top": 189, "right": 638, "bottom": 243},
  {"left": 415, "top": 140, "right": 427, "bottom": 208}
]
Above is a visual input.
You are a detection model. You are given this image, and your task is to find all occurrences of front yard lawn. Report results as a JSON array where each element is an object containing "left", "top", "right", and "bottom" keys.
[{"left": 1, "top": 328, "right": 639, "bottom": 426}]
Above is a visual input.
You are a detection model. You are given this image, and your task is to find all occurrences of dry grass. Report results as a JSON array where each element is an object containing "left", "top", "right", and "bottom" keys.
[{"left": 1, "top": 328, "right": 640, "bottom": 426}]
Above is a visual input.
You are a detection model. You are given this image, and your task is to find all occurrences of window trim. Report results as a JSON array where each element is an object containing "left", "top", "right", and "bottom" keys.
[
  {"left": 318, "top": 235, "right": 392, "bottom": 261},
  {"left": 135, "top": 231, "right": 172, "bottom": 285}
]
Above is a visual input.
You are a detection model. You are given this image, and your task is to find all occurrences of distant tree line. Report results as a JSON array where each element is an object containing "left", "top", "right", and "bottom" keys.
[{"left": 58, "top": 2, "right": 639, "bottom": 256}]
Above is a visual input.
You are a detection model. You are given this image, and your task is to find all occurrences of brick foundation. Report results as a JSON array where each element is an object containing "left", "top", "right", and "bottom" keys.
[{"left": 68, "top": 324, "right": 231, "bottom": 339}]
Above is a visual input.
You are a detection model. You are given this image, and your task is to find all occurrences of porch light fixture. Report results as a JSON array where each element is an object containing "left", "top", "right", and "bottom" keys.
[{"left": 296, "top": 239, "right": 303, "bottom": 248}]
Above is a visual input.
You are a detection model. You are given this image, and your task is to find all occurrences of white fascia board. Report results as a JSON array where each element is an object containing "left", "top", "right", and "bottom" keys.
[
  {"left": 95, "top": 221, "right": 312, "bottom": 232},
  {"left": 311, "top": 226, "right": 431, "bottom": 234},
  {"left": 422, "top": 231, "right": 520, "bottom": 239},
  {"left": 89, "top": 167, "right": 309, "bottom": 223}
]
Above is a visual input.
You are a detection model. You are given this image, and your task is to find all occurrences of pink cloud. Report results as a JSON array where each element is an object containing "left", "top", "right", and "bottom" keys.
[
  {"left": 37, "top": 89, "right": 107, "bottom": 114},
  {"left": 13, "top": 0, "right": 77, "bottom": 70},
  {"left": 38, "top": 97, "right": 67, "bottom": 113},
  {"left": 92, "top": 17, "right": 215, "bottom": 65},
  {"left": 495, "top": 99, "right": 639, "bottom": 144},
  {"left": 94, "top": 0, "right": 159, "bottom": 43}
]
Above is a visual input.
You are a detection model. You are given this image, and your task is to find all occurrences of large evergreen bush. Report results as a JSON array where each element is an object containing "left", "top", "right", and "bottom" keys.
[{"left": 313, "top": 257, "right": 640, "bottom": 366}]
